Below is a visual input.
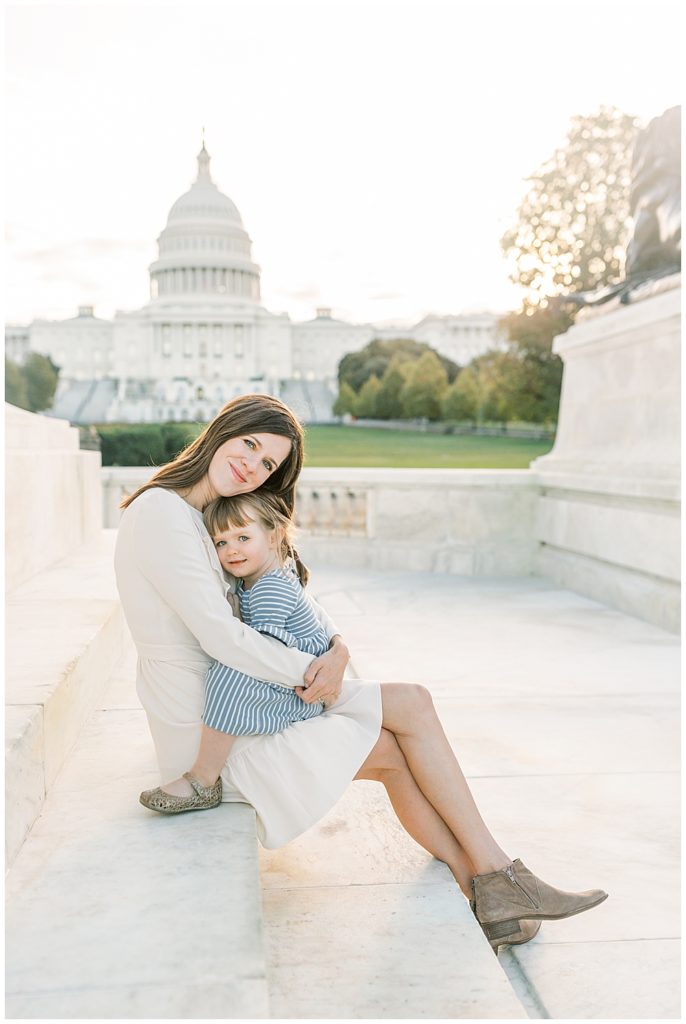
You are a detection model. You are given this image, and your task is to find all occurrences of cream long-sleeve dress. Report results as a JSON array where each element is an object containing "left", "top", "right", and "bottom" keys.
[{"left": 114, "top": 487, "right": 382, "bottom": 848}]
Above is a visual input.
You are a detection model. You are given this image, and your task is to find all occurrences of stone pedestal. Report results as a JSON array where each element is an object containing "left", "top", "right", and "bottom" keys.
[{"left": 531, "top": 275, "right": 680, "bottom": 631}]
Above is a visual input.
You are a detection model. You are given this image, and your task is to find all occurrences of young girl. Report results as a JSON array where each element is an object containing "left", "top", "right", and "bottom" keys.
[{"left": 140, "top": 491, "right": 331, "bottom": 813}]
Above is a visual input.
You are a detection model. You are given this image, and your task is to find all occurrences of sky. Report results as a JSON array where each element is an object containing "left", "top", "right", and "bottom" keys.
[{"left": 4, "top": 0, "right": 681, "bottom": 327}]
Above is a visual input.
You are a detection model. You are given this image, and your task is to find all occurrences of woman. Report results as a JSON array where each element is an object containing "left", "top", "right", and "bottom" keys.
[{"left": 114, "top": 394, "right": 607, "bottom": 952}]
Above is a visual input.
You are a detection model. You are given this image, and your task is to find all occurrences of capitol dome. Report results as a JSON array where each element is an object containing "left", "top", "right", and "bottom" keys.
[{"left": 148, "top": 144, "right": 261, "bottom": 305}]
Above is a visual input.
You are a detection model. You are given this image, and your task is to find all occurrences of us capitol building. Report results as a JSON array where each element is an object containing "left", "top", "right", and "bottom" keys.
[{"left": 6, "top": 144, "right": 504, "bottom": 423}]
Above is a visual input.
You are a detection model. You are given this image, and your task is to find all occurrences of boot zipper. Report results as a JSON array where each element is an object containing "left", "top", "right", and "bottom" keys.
[{"left": 505, "top": 864, "right": 538, "bottom": 908}]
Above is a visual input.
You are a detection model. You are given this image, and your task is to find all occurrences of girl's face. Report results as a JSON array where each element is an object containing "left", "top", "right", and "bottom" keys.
[
  {"left": 207, "top": 432, "right": 292, "bottom": 498},
  {"left": 212, "top": 516, "right": 279, "bottom": 581}
]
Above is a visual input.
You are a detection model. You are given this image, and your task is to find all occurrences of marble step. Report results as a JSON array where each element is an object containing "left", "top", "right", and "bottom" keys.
[
  {"left": 260, "top": 773, "right": 528, "bottom": 1019},
  {"left": 6, "top": 635, "right": 270, "bottom": 1019},
  {"left": 5, "top": 531, "right": 127, "bottom": 866},
  {"left": 258, "top": 599, "right": 527, "bottom": 1020}
]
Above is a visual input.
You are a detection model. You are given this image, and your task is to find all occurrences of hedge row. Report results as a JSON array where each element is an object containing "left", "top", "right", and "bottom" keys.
[{"left": 96, "top": 422, "right": 204, "bottom": 466}]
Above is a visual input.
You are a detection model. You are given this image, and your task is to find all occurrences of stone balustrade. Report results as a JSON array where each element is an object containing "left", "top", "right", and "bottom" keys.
[{"left": 101, "top": 466, "right": 540, "bottom": 577}]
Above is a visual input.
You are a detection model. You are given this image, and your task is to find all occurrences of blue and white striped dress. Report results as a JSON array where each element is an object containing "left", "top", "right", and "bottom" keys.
[{"left": 203, "top": 568, "right": 331, "bottom": 735}]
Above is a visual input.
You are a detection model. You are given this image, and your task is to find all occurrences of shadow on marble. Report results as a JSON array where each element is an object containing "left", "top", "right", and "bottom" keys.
[{"left": 260, "top": 780, "right": 453, "bottom": 890}]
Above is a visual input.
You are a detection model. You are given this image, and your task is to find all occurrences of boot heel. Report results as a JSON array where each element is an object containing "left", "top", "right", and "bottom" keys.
[{"left": 484, "top": 919, "right": 519, "bottom": 940}]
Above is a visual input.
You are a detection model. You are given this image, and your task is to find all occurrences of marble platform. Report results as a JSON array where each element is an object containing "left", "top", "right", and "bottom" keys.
[{"left": 5, "top": 563, "right": 679, "bottom": 1018}]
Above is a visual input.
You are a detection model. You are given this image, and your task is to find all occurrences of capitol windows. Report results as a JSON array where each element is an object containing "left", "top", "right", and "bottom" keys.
[
  {"left": 183, "top": 325, "right": 193, "bottom": 357},
  {"left": 199, "top": 325, "right": 207, "bottom": 357},
  {"left": 213, "top": 326, "right": 223, "bottom": 356}
]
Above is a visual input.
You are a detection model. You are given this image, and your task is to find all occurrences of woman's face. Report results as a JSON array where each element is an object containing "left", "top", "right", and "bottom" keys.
[{"left": 207, "top": 432, "right": 293, "bottom": 498}]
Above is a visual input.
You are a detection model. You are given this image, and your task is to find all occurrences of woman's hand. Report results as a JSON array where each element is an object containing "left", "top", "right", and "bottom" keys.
[{"left": 295, "top": 636, "right": 349, "bottom": 707}]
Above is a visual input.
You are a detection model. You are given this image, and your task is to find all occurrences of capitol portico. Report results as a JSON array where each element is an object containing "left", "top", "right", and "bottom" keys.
[{"left": 6, "top": 144, "right": 504, "bottom": 423}]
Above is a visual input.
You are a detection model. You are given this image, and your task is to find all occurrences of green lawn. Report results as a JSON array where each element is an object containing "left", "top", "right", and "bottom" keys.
[{"left": 303, "top": 426, "right": 553, "bottom": 468}]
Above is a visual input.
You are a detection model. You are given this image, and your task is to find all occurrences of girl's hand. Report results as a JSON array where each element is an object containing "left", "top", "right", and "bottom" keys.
[{"left": 295, "top": 636, "right": 349, "bottom": 707}]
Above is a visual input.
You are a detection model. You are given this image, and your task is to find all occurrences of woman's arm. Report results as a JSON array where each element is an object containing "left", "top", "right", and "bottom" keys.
[{"left": 131, "top": 494, "right": 312, "bottom": 687}]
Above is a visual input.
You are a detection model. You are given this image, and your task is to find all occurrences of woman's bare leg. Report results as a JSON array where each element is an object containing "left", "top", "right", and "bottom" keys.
[
  {"left": 160, "top": 727, "right": 236, "bottom": 796},
  {"left": 378, "top": 683, "right": 511, "bottom": 875},
  {"left": 355, "top": 728, "right": 477, "bottom": 896}
]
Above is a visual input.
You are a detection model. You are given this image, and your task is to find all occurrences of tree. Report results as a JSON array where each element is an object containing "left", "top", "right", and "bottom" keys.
[
  {"left": 501, "top": 106, "right": 640, "bottom": 307},
  {"left": 375, "top": 355, "right": 411, "bottom": 419},
  {"left": 399, "top": 351, "right": 448, "bottom": 420},
  {"left": 496, "top": 305, "right": 571, "bottom": 423},
  {"left": 333, "top": 380, "right": 358, "bottom": 417},
  {"left": 441, "top": 376, "right": 475, "bottom": 421},
  {"left": 22, "top": 353, "right": 59, "bottom": 412},
  {"left": 354, "top": 374, "right": 382, "bottom": 418},
  {"left": 338, "top": 337, "right": 458, "bottom": 394},
  {"left": 501, "top": 353, "right": 561, "bottom": 424},
  {"left": 442, "top": 352, "right": 509, "bottom": 424},
  {"left": 5, "top": 358, "right": 29, "bottom": 409}
]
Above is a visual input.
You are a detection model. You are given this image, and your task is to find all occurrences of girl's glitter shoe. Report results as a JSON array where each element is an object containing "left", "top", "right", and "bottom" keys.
[{"left": 139, "top": 772, "right": 222, "bottom": 814}]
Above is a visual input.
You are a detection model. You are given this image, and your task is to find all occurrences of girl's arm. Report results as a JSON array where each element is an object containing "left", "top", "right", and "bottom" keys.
[
  {"left": 131, "top": 492, "right": 313, "bottom": 688},
  {"left": 247, "top": 575, "right": 330, "bottom": 654}
]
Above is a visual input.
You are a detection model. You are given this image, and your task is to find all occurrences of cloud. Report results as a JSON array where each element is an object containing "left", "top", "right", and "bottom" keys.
[
  {"left": 16, "top": 238, "right": 152, "bottom": 265},
  {"left": 273, "top": 284, "right": 322, "bottom": 302}
]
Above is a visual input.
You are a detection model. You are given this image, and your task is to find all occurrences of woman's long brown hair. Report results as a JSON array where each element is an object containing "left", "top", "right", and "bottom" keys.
[{"left": 120, "top": 394, "right": 305, "bottom": 515}]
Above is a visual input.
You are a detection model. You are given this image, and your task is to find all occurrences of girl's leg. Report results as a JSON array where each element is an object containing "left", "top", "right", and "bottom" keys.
[
  {"left": 378, "top": 683, "right": 511, "bottom": 875},
  {"left": 160, "top": 727, "right": 236, "bottom": 797},
  {"left": 355, "top": 728, "right": 477, "bottom": 896}
]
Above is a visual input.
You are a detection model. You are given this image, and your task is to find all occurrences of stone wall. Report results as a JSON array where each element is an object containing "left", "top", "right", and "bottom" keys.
[{"left": 5, "top": 404, "right": 102, "bottom": 591}]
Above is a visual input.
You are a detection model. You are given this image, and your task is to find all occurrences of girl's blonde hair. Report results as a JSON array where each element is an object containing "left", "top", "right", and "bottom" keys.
[
  {"left": 203, "top": 491, "right": 310, "bottom": 587},
  {"left": 120, "top": 394, "right": 304, "bottom": 514}
]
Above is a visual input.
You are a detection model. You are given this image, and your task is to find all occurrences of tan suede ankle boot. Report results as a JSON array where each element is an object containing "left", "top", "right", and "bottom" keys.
[
  {"left": 469, "top": 895, "right": 541, "bottom": 953},
  {"left": 472, "top": 858, "right": 608, "bottom": 940}
]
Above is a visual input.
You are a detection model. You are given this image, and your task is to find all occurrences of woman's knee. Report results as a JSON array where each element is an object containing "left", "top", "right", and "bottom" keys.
[{"left": 381, "top": 681, "right": 434, "bottom": 717}]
